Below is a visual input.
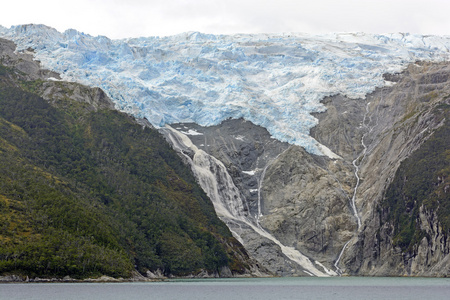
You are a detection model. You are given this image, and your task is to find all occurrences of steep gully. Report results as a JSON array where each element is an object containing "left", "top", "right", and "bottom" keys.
[
  {"left": 160, "top": 88, "right": 386, "bottom": 277},
  {"left": 161, "top": 126, "right": 334, "bottom": 277},
  {"left": 256, "top": 150, "right": 287, "bottom": 227},
  {"left": 333, "top": 100, "right": 378, "bottom": 274}
]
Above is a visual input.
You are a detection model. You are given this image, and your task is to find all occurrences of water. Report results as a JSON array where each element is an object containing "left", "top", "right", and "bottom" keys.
[
  {"left": 163, "top": 126, "right": 329, "bottom": 276},
  {"left": 2, "top": 277, "right": 450, "bottom": 300}
]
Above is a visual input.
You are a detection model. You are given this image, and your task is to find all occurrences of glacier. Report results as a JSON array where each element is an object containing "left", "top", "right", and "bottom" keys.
[{"left": 1, "top": 24, "right": 450, "bottom": 156}]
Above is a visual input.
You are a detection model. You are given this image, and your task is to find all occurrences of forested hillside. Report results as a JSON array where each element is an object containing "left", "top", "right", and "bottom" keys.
[
  {"left": 0, "top": 47, "right": 252, "bottom": 279},
  {"left": 381, "top": 102, "right": 450, "bottom": 252}
]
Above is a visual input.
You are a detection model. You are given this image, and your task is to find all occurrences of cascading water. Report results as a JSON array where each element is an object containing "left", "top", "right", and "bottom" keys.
[
  {"left": 256, "top": 147, "right": 291, "bottom": 225},
  {"left": 334, "top": 99, "right": 380, "bottom": 275},
  {"left": 334, "top": 240, "right": 352, "bottom": 276},
  {"left": 163, "top": 125, "right": 248, "bottom": 219},
  {"left": 162, "top": 125, "right": 333, "bottom": 277}
]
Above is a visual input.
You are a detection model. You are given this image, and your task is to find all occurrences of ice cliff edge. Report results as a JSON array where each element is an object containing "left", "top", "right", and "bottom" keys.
[{"left": 1, "top": 24, "right": 449, "bottom": 156}]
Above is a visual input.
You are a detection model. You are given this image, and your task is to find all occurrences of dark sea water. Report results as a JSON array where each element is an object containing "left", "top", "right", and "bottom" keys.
[{"left": 1, "top": 277, "right": 450, "bottom": 300}]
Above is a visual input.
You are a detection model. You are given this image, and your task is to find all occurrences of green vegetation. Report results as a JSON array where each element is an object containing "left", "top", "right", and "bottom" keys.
[
  {"left": 0, "top": 63, "right": 248, "bottom": 278},
  {"left": 381, "top": 103, "right": 450, "bottom": 253}
]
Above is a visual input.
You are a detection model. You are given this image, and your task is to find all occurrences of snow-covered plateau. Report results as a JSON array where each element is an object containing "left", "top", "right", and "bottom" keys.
[{"left": 1, "top": 24, "right": 449, "bottom": 156}]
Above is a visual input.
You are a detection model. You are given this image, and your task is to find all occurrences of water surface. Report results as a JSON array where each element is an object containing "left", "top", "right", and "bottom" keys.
[{"left": 2, "top": 277, "right": 449, "bottom": 300}]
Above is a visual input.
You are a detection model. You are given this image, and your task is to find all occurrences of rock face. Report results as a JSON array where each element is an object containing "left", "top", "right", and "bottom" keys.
[
  {"left": 0, "top": 38, "right": 113, "bottom": 111},
  {"left": 260, "top": 147, "right": 356, "bottom": 267},
  {"left": 173, "top": 119, "right": 290, "bottom": 218},
  {"left": 402, "top": 205, "right": 450, "bottom": 277},
  {"left": 177, "top": 61, "right": 450, "bottom": 276},
  {"left": 332, "top": 62, "right": 450, "bottom": 276},
  {"left": 161, "top": 121, "right": 329, "bottom": 276},
  {"left": 0, "top": 38, "right": 60, "bottom": 81}
]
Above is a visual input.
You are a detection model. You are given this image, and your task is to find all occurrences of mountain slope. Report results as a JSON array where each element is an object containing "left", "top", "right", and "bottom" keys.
[
  {"left": 0, "top": 38, "right": 256, "bottom": 279},
  {"left": 1, "top": 25, "right": 449, "bottom": 277},
  {"left": 311, "top": 62, "right": 450, "bottom": 276}
]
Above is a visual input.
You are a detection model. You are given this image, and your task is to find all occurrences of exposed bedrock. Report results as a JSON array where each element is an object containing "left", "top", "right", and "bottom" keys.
[
  {"left": 313, "top": 61, "right": 450, "bottom": 276},
  {"left": 170, "top": 119, "right": 355, "bottom": 274},
  {"left": 169, "top": 61, "right": 450, "bottom": 277},
  {"left": 260, "top": 146, "right": 356, "bottom": 265},
  {"left": 171, "top": 119, "right": 290, "bottom": 219}
]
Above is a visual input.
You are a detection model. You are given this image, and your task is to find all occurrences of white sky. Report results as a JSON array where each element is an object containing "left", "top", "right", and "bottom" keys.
[{"left": 1, "top": 0, "right": 450, "bottom": 39}]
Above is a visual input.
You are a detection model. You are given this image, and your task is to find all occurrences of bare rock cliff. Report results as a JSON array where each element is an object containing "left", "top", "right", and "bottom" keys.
[
  {"left": 313, "top": 62, "right": 450, "bottom": 276},
  {"left": 180, "top": 61, "right": 450, "bottom": 276}
]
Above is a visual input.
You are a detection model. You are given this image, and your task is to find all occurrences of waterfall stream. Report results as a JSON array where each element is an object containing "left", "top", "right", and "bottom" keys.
[
  {"left": 162, "top": 125, "right": 333, "bottom": 277},
  {"left": 334, "top": 100, "right": 380, "bottom": 274},
  {"left": 256, "top": 147, "right": 290, "bottom": 225}
]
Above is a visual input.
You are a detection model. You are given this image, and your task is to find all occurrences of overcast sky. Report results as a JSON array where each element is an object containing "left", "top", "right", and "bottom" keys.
[{"left": 1, "top": 0, "right": 450, "bottom": 39}]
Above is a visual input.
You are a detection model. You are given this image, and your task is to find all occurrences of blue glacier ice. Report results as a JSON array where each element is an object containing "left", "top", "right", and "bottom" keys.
[{"left": 1, "top": 24, "right": 450, "bottom": 156}]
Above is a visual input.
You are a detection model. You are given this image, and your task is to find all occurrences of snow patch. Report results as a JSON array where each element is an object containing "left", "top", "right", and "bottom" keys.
[
  {"left": 384, "top": 80, "right": 397, "bottom": 87},
  {"left": 316, "top": 143, "right": 342, "bottom": 160},
  {"left": 180, "top": 129, "right": 203, "bottom": 136},
  {"left": 315, "top": 260, "right": 338, "bottom": 276}
]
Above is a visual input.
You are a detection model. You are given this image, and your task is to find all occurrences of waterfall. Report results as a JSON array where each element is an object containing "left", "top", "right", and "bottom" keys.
[
  {"left": 256, "top": 147, "right": 291, "bottom": 224},
  {"left": 334, "top": 240, "right": 352, "bottom": 275},
  {"left": 334, "top": 99, "right": 380, "bottom": 274},
  {"left": 162, "top": 125, "right": 332, "bottom": 277}
]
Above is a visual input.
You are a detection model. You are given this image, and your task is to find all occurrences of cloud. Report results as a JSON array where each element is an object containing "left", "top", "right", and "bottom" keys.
[{"left": 1, "top": 0, "right": 449, "bottom": 38}]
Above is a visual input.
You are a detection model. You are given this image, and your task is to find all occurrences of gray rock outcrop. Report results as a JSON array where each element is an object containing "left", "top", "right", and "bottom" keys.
[
  {"left": 0, "top": 38, "right": 114, "bottom": 111},
  {"left": 311, "top": 61, "right": 450, "bottom": 276},
  {"left": 178, "top": 61, "right": 450, "bottom": 277}
]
